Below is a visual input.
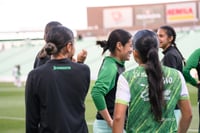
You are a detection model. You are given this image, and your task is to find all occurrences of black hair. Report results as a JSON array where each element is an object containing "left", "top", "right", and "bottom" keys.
[
  {"left": 96, "top": 29, "right": 132, "bottom": 55},
  {"left": 133, "top": 29, "right": 165, "bottom": 121},
  {"left": 44, "top": 25, "right": 74, "bottom": 55},
  {"left": 44, "top": 21, "right": 62, "bottom": 41},
  {"left": 159, "top": 25, "right": 186, "bottom": 65},
  {"left": 38, "top": 21, "right": 62, "bottom": 59}
]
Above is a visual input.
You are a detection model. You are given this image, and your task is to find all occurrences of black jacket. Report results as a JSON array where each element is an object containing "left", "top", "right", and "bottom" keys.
[
  {"left": 25, "top": 58, "right": 90, "bottom": 133},
  {"left": 33, "top": 54, "right": 50, "bottom": 69},
  {"left": 162, "top": 45, "right": 183, "bottom": 72}
]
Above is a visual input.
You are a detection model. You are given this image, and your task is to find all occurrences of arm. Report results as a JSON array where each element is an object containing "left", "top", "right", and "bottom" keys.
[
  {"left": 99, "top": 109, "right": 113, "bottom": 127},
  {"left": 183, "top": 48, "right": 200, "bottom": 87},
  {"left": 91, "top": 60, "right": 117, "bottom": 125},
  {"left": 113, "top": 103, "right": 127, "bottom": 133},
  {"left": 177, "top": 100, "right": 192, "bottom": 133},
  {"left": 113, "top": 75, "right": 130, "bottom": 133},
  {"left": 91, "top": 70, "right": 116, "bottom": 111},
  {"left": 177, "top": 71, "right": 192, "bottom": 133}
]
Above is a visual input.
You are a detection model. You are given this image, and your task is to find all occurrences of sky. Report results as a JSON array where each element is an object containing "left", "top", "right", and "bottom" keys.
[{"left": 0, "top": 0, "right": 194, "bottom": 32}]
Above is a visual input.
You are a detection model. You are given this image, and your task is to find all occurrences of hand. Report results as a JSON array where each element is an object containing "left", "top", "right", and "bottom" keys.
[
  {"left": 77, "top": 49, "right": 87, "bottom": 63},
  {"left": 71, "top": 57, "right": 76, "bottom": 62},
  {"left": 107, "top": 119, "right": 113, "bottom": 128}
]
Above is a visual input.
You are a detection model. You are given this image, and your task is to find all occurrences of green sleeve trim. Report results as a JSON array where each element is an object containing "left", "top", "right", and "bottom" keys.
[
  {"left": 180, "top": 95, "right": 189, "bottom": 100},
  {"left": 115, "top": 99, "right": 129, "bottom": 105}
]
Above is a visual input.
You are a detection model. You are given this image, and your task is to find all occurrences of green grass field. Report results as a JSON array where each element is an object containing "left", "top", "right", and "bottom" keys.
[{"left": 0, "top": 82, "right": 199, "bottom": 133}]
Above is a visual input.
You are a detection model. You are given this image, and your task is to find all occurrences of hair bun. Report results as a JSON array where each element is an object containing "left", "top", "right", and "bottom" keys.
[{"left": 45, "top": 42, "right": 58, "bottom": 55}]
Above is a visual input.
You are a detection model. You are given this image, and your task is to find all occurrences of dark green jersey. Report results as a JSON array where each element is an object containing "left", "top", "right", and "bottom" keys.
[
  {"left": 116, "top": 66, "right": 189, "bottom": 133},
  {"left": 91, "top": 56, "right": 125, "bottom": 119},
  {"left": 183, "top": 48, "right": 200, "bottom": 86}
]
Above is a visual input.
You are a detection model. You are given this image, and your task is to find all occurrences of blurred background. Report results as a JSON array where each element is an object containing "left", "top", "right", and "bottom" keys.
[
  {"left": 0, "top": 0, "right": 200, "bottom": 82},
  {"left": 0, "top": 0, "right": 200, "bottom": 133}
]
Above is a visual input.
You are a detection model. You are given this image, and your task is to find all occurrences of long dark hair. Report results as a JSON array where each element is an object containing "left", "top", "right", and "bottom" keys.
[
  {"left": 96, "top": 29, "right": 132, "bottom": 55},
  {"left": 133, "top": 29, "right": 165, "bottom": 121},
  {"left": 159, "top": 25, "right": 186, "bottom": 65}
]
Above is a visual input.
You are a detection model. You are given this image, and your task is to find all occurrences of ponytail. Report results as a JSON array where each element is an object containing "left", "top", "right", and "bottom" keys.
[
  {"left": 145, "top": 48, "right": 165, "bottom": 121},
  {"left": 133, "top": 30, "right": 165, "bottom": 121}
]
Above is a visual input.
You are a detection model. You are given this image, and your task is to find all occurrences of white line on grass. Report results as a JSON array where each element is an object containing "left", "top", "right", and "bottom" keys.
[
  {"left": 0, "top": 116, "right": 24, "bottom": 121},
  {"left": 0, "top": 116, "right": 94, "bottom": 125}
]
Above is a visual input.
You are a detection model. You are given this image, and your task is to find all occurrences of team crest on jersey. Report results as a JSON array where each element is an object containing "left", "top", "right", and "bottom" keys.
[{"left": 140, "top": 84, "right": 171, "bottom": 101}]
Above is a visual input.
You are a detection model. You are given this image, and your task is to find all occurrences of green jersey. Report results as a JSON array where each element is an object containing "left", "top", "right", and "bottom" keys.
[
  {"left": 183, "top": 48, "right": 200, "bottom": 86},
  {"left": 116, "top": 66, "right": 189, "bottom": 133},
  {"left": 91, "top": 56, "right": 125, "bottom": 119}
]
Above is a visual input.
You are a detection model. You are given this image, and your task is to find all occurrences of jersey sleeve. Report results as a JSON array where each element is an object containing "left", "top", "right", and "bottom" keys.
[
  {"left": 91, "top": 61, "right": 117, "bottom": 111},
  {"left": 183, "top": 48, "right": 200, "bottom": 86},
  {"left": 178, "top": 71, "right": 189, "bottom": 100},
  {"left": 115, "top": 75, "right": 131, "bottom": 105}
]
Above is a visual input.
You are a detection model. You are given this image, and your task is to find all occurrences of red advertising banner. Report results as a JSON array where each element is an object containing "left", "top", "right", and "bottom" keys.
[{"left": 166, "top": 2, "right": 197, "bottom": 23}]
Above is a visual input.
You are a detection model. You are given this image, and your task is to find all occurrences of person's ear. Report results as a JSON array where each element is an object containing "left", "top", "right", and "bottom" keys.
[
  {"left": 133, "top": 49, "right": 140, "bottom": 63},
  {"left": 116, "top": 42, "right": 123, "bottom": 51},
  {"left": 133, "top": 49, "right": 138, "bottom": 57},
  {"left": 66, "top": 42, "right": 72, "bottom": 53},
  {"left": 168, "top": 36, "right": 173, "bottom": 43}
]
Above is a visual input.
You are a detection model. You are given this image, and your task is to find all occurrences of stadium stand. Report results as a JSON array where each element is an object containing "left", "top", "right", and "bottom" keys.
[{"left": 0, "top": 29, "right": 200, "bottom": 82}]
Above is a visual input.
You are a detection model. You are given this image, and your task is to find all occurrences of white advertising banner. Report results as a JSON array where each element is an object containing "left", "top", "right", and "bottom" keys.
[
  {"left": 166, "top": 2, "right": 197, "bottom": 23},
  {"left": 135, "top": 5, "right": 164, "bottom": 26},
  {"left": 103, "top": 7, "right": 133, "bottom": 28}
]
